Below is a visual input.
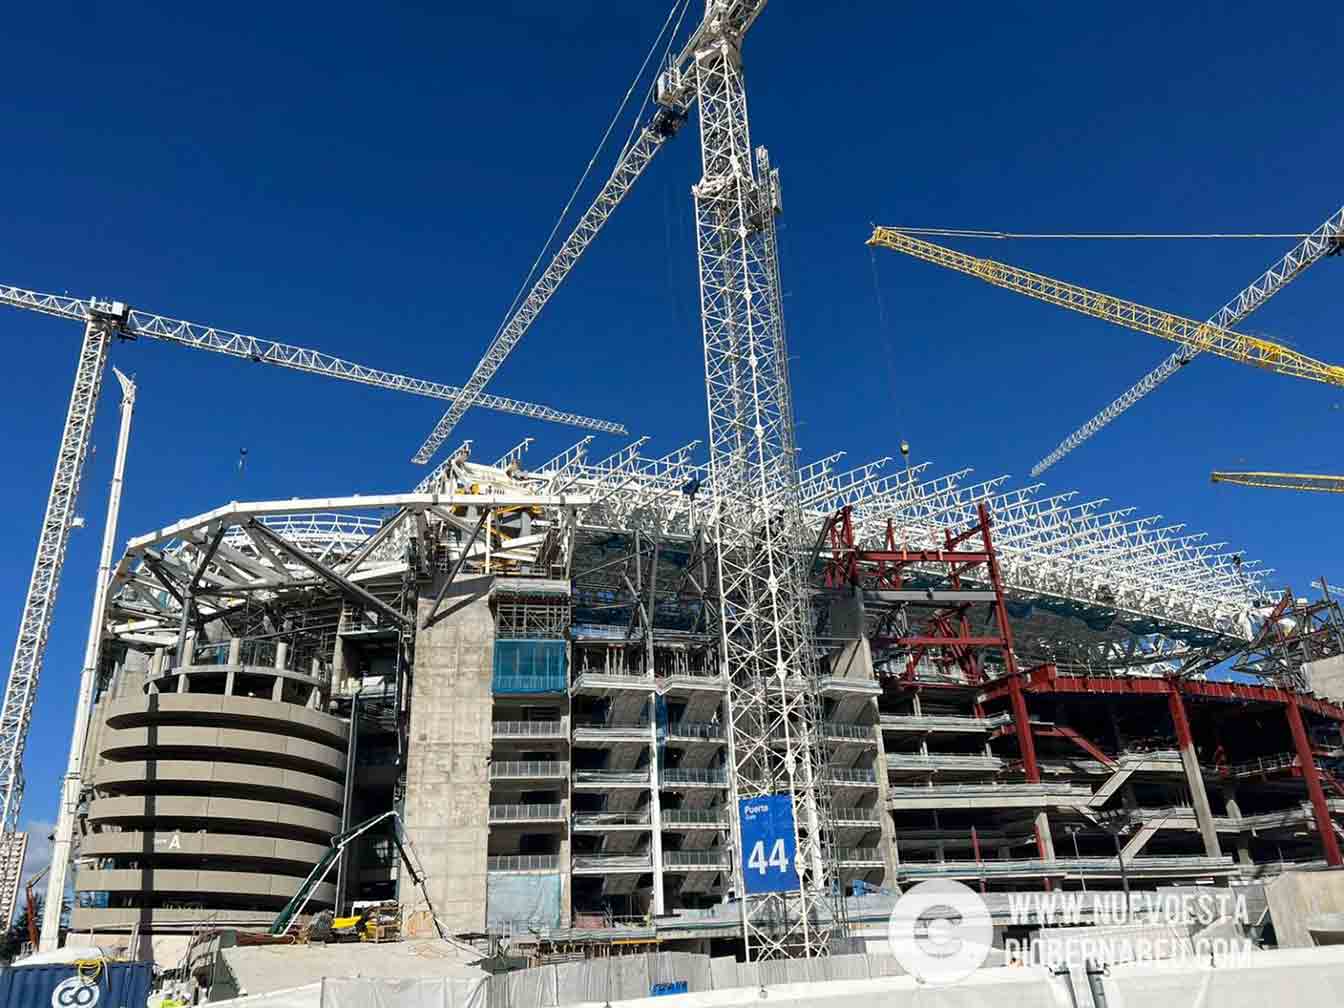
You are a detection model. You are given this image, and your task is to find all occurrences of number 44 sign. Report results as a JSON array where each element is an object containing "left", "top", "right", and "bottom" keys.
[{"left": 738, "top": 794, "right": 801, "bottom": 895}]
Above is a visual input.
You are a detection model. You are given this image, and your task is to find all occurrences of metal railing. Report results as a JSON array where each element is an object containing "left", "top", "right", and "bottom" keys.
[
  {"left": 489, "top": 803, "right": 566, "bottom": 822},
  {"left": 492, "top": 720, "right": 566, "bottom": 737},
  {"left": 663, "top": 849, "right": 729, "bottom": 867},
  {"left": 489, "top": 761, "right": 569, "bottom": 779},
  {"left": 487, "top": 854, "right": 561, "bottom": 872},
  {"left": 661, "top": 769, "right": 727, "bottom": 785},
  {"left": 820, "top": 722, "right": 875, "bottom": 741},
  {"left": 661, "top": 808, "right": 727, "bottom": 826},
  {"left": 823, "top": 768, "right": 878, "bottom": 784},
  {"left": 830, "top": 806, "right": 881, "bottom": 823},
  {"left": 572, "top": 812, "right": 651, "bottom": 827},
  {"left": 572, "top": 720, "right": 649, "bottom": 735},
  {"left": 574, "top": 769, "right": 650, "bottom": 785},
  {"left": 836, "top": 847, "right": 883, "bottom": 864},
  {"left": 880, "top": 714, "right": 996, "bottom": 733},
  {"left": 666, "top": 720, "right": 725, "bottom": 740},
  {"left": 572, "top": 854, "right": 653, "bottom": 872},
  {"left": 886, "top": 754, "right": 1004, "bottom": 771}
]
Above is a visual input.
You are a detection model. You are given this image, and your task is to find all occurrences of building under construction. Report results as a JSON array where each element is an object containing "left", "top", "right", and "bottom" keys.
[{"left": 63, "top": 439, "right": 1344, "bottom": 964}]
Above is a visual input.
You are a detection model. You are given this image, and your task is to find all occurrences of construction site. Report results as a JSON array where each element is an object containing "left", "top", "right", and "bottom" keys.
[{"left": 2, "top": 3, "right": 1344, "bottom": 1006}]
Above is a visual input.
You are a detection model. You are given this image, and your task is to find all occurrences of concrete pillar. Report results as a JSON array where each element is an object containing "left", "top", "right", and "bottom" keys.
[
  {"left": 227, "top": 637, "right": 242, "bottom": 665},
  {"left": 1286, "top": 697, "right": 1343, "bottom": 866},
  {"left": 275, "top": 641, "right": 289, "bottom": 671},
  {"left": 1167, "top": 688, "right": 1222, "bottom": 858},
  {"left": 271, "top": 674, "right": 284, "bottom": 702},
  {"left": 404, "top": 586, "right": 495, "bottom": 935},
  {"left": 176, "top": 673, "right": 189, "bottom": 694},
  {"left": 868, "top": 706, "right": 901, "bottom": 889},
  {"left": 1222, "top": 784, "right": 1254, "bottom": 866},
  {"left": 224, "top": 667, "right": 236, "bottom": 696}
]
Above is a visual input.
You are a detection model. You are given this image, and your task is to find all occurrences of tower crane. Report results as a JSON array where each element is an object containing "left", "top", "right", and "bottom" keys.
[
  {"left": 1212, "top": 472, "right": 1344, "bottom": 494},
  {"left": 410, "top": 0, "right": 841, "bottom": 958},
  {"left": 0, "top": 286, "right": 626, "bottom": 926},
  {"left": 867, "top": 228, "right": 1344, "bottom": 389},
  {"left": 1035, "top": 206, "right": 1344, "bottom": 474}
]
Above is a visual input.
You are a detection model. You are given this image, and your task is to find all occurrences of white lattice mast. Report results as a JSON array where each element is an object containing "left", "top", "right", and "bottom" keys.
[
  {"left": 0, "top": 303, "right": 125, "bottom": 923},
  {"left": 669, "top": 0, "right": 839, "bottom": 958},
  {"left": 40, "top": 369, "right": 136, "bottom": 950}
]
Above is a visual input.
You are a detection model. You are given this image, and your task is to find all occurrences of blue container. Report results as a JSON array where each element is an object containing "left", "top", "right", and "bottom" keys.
[{"left": 0, "top": 961, "right": 154, "bottom": 1008}]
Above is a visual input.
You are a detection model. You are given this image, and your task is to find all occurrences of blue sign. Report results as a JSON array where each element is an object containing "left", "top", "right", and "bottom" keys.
[
  {"left": 651, "top": 981, "right": 689, "bottom": 997},
  {"left": 738, "top": 794, "right": 801, "bottom": 895}
]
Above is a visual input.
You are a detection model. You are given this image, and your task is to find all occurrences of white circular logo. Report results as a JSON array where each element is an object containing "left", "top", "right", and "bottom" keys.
[
  {"left": 51, "top": 976, "right": 100, "bottom": 1008},
  {"left": 887, "top": 879, "right": 994, "bottom": 986}
]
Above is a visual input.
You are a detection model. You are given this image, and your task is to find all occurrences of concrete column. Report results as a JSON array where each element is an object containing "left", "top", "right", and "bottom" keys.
[
  {"left": 1222, "top": 784, "right": 1254, "bottom": 866},
  {"left": 868, "top": 706, "right": 900, "bottom": 889},
  {"left": 227, "top": 637, "right": 242, "bottom": 665},
  {"left": 931, "top": 811, "right": 946, "bottom": 863},
  {"left": 275, "top": 641, "right": 289, "bottom": 671},
  {"left": 271, "top": 674, "right": 285, "bottom": 702},
  {"left": 1167, "top": 688, "right": 1222, "bottom": 858},
  {"left": 1286, "top": 697, "right": 1343, "bottom": 866},
  {"left": 224, "top": 667, "right": 236, "bottom": 696},
  {"left": 175, "top": 673, "right": 189, "bottom": 694}
]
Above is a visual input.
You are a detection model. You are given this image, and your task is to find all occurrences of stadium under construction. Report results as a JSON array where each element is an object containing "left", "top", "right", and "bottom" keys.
[{"left": 62, "top": 438, "right": 1344, "bottom": 966}]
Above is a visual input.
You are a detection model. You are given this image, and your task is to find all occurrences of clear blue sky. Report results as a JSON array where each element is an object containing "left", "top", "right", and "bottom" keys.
[{"left": 1, "top": 3, "right": 1341, "bottom": 848}]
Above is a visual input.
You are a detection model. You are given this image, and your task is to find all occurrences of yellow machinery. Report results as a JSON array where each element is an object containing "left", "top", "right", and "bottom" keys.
[{"left": 867, "top": 227, "right": 1344, "bottom": 389}]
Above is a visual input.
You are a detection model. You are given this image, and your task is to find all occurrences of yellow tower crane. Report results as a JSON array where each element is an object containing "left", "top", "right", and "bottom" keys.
[
  {"left": 1211, "top": 472, "right": 1344, "bottom": 494},
  {"left": 867, "top": 228, "right": 1344, "bottom": 389}
]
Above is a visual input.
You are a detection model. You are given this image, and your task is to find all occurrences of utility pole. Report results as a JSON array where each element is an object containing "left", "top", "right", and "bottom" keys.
[{"left": 40, "top": 369, "right": 137, "bottom": 950}]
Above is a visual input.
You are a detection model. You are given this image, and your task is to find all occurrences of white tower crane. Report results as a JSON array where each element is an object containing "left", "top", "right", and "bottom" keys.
[
  {"left": 0, "top": 287, "right": 626, "bottom": 924},
  {"left": 409, "top": 1, "right": 841, "bottom": 957}
]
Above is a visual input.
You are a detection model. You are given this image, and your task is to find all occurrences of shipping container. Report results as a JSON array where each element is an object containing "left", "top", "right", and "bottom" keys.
[{"left": 0, "top": 961, "right": 153, "bottom": 1008}]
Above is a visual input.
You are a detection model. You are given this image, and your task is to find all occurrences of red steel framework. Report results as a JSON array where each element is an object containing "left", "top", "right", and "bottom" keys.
[{"left": 825, "top": 502, "right": 1054, "bottom": 865}]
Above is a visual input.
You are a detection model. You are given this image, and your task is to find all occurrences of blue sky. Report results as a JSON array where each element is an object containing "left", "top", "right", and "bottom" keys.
[{"left": 1, "top": 2, "right": 1341, "bottom": 846}]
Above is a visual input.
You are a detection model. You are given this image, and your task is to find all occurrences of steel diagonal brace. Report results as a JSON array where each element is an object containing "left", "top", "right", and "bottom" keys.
[
  {"left": 421, "top": 509, "right": 490, "bottom": 631},
  {"left": 246, "top": 520, "right": 409, "bottom": 631}
]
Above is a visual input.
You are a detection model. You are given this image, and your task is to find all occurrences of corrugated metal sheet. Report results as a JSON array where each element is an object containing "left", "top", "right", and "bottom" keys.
[{"left": 0, "top": 961, "right": 153, "bottom": 1008}]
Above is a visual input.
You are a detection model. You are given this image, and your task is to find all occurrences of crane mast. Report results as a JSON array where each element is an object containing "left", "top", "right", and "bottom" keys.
[
  {"left": 666, "top": 0, "right": 840, "bottom": 958},
  {"left": 0, "top": 305, "right": 123, "bottom": 922}
]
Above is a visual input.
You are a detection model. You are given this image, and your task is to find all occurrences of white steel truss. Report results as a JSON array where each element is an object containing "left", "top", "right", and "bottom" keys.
[
  {"left": 1032, "top": 204, "right": 1344, "bottom": 474},
  {"left": 0, "top": 285, "right": 626, "bottom": 435}
]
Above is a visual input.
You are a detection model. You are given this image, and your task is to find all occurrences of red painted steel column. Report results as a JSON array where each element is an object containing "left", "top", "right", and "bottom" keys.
[
  {"left": 1008, "top": 674, "right": 1039, "bottom": 783},
  {"left": 1287, "top": 696, "right": 1343, "bottom": 867},
  {"left": 1166, "top": 687, "right": 1221, "bottom": 857}
]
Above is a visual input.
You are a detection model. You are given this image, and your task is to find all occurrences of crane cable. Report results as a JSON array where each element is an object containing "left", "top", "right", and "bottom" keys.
[
  {"left": 494, "top": 0, "right": 693, "bottom": 331},
  {"left": 884, "top": 228, "right": 1316, "bottom": 240}
]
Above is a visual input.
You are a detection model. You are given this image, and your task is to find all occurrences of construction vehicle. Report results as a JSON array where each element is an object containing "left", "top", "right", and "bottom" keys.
[{"left": 268, "top": 810, "right": 443, "bottom": 940}]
